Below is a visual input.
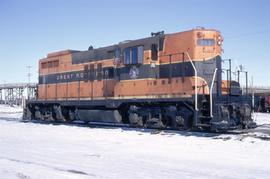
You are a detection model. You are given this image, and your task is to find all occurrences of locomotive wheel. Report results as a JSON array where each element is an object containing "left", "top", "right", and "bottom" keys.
[
  {"left": 34, "top": 106, "right": 43, "bottom": 121},
  {"left": 145, "top": 118, "right": 165, "bottom": 129},
  {"left": 68, "top": 109, "right": 77, "bottom": 122},
  {"left": 43, "top": 110, "right": 54, "bottom": 122},
  {"left": 129, "top": 113, "right": 143, "bottom": 127},
  {"left": 53, "top": 105, "right": 66, "bottom": 122}
]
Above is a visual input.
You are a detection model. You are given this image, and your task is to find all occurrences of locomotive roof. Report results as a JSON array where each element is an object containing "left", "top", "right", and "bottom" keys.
[
  {"left": 44, "top": 28, "right": 220, "bottom": 63},
  {"left": 70, "top": 34, "right": 164, "bottom": 64}
]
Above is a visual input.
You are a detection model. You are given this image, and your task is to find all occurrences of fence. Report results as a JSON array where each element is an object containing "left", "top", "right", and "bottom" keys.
[{"left": 0, "top": 83, "right": 37, "bottom": 106}]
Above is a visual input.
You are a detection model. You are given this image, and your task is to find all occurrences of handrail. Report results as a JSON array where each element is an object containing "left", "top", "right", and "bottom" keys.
[
  {"left": 158, "top": 52, "right": 185, "bottom": 58},
  {"left": 157, "top": 51, "right": 198, "bottom": 112},
  {"left": 210, "top": 68, "right": 218, "bottom": 117},
  {"left": 184, "top": 52, "right": 198, "bottom": 112},
  {"left": 157, "top": 51, "right": 199, "bottom": 125}
]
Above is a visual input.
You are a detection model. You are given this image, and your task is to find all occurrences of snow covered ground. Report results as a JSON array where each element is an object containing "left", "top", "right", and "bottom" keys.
[
  {"left": 253, "top": 112, "right": 270, "bottom": 125},
  {"left": 0, "top": 104, "right": 23, "bottom": 119},
  {"left": 0, "top": 105, "right": 270, "bottom": 179}
]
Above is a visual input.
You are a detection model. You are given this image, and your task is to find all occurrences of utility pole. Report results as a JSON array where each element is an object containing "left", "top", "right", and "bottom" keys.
[
  {"left": 27, "top": 65, "right": 32, "bottom": 85},
  {"left": 251, "top": 75, "right": 254, "bottom": 112},
  {"left": 26, "top": 66, "right": 32, "bottom": 99},
  {"left": 222, "top": 59, "right": 232, "bottom": 94}
]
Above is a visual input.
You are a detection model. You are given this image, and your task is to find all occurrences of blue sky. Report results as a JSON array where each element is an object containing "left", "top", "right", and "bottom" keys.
[{"left": 0, "top": 0, "right": 269, "bottom": 86}]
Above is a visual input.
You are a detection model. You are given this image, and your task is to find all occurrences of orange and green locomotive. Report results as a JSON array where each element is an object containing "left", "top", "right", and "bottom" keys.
[{"left": 24, "top": 28, "right": 255, "bottom": 131}]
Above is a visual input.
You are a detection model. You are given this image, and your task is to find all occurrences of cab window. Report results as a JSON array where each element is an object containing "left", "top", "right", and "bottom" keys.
[
  {"left": 124, "top": 48, "right": 131, "bottom": 64},
  {"left": 124, "top": 46, "right": 143, "bottom": 64},
  {"left": 131, "top": 47, "right": 138, "bottom": 64},
  {"left": 137, "top": 46, "right": 143, "bottom": 63}
]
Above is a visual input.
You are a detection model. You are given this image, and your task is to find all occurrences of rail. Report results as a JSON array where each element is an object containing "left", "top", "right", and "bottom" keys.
[
  {"left": 184, "top": 52, "right": 198, "bottom": 111},
  {"left": 210, "top": 68, "right": 218, "bottom": 118},
  {"left": 184, "top": 52, "right": 198, "bottom": 127}
]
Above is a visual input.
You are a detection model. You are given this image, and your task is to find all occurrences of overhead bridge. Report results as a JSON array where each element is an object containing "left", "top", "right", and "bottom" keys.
[{"left": 0, "top": 83, "right": 37, "bottom": 106}]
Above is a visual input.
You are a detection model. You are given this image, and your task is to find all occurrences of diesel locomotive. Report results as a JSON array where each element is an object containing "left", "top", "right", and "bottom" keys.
[{"left": 23, "top": 28, "right": 255, "bottom": 131}]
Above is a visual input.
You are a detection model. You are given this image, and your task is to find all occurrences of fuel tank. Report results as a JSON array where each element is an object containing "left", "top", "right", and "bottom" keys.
[{"left": 77, "top": 110, "right": 122, "bottom": 123}]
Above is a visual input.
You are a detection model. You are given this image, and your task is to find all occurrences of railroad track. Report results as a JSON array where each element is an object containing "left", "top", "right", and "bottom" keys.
[
  {"left": 1, "top": 115, "right": 270, "bottom": 140},
  {"left": 20, "top": 118, "right": 252, "bottom": 136}
]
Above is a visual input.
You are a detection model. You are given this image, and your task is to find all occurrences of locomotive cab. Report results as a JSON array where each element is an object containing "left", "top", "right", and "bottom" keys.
[{"left": 193, "top": 28, "right": 223, "bottom": 60}]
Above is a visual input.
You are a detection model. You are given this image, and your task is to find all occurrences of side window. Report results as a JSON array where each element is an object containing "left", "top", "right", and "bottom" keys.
[
  {"left": 151, "top": 44, "right": 158, "bottom": 61},
  {"left": 124, "top": 46, "right": 144, "bottom": 64}
]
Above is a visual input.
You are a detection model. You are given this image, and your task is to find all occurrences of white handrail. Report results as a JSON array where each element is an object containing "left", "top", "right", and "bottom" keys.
[
  {"left": 210, "top": 68, "right": 218, "bottom": 117},
  {"left": 185, "top": 52, "right": 198, "bottom": 111}
]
